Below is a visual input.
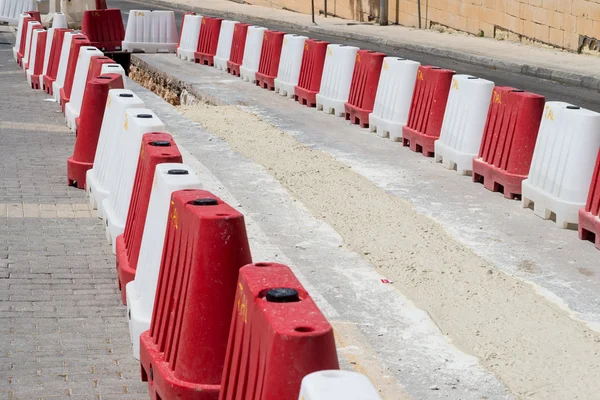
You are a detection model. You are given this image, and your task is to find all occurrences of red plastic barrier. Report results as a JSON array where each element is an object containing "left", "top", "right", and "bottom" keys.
[
  {"left": 59, "top": 35, "right": 91, "bottom": 110},
  {"left": 27, "top": 10, "right": 41, "bottom": 23},
  {"left": 81, "top": 9, "right": 125, "bottom": 52},
  {"left": 194, "top": 16, "right": 223, "bottom": 66},
  {"left": 344, "top": 50, "right": 386, "bottom": 128},
  {"left": 255, "top": 30, "right": 285, "bottom": 90},
  {"left": 95, "top": 0, "right": 107, "bottom": 8},
  {"left": 115, "top": 133, "right": 182, "bottom": 305},
  {"left": 139, "top": 190, "right": 252, "bottom": 400},
  {"left": 86, "top": 55, "right": 115, "bottom": 82},
  {"left": 402, "top": 66, "right": 454, "bottom": 157},
  {"left": 16, "top": 17, "right": 36, "bottom": 66},
  {"left": 226, "top": 23, "right": 249, "bottom": 77},
  {"left": 43, "top": 28, "right": 72, "bottom": 95},
  {"left": 579, "top": 150, "right": 600, "bottom": 249},
  {"left": 30, "top": 30, "right": 47, "bottom": 90},
  {"left": 472, "top": 87, "right": 545, "bottom": 199},
  {"left": 219, "top": 263, "right": 340, "bottom": 400},
  {"left": 294, "top": 39, "right": 329, "bottom": 108},
  {"left": 67, "top": 73, "right": 124, "bottom": 189}
]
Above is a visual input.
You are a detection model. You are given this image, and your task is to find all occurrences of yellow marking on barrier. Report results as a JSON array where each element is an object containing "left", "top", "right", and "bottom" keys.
[
  {"left": 123, "top": 114, "right": 128, "bottom": 131},
  {"left": 153, "top": 176, "right": 157, "bottom": 189},
  {"left": 236, "top": 283, "right": 247, "bottom": 323},
  {"left": 382, "top": 60, "right": 388, "bottom": 71},
  {"left": 356, "top": 53, "right": 361, "bottom": 63},
  {"left": 417, "top": 69, "right": 424, "bottom": 81},
  {"left": 92, "top": 11, "right": 101, "bottom": 17},
  {"left": 305, "top": 42, "right": 308, "bottom": 51},
  {"left": 492, "top": 90, "right": 502, "bottom": 104},
  {"left": 134, "top": 11, "right": 145, "bottom": 17},
  {"left": 451, "top": 78, "right": 459, "bottom": 90},
  {"left": 327, "top": 47, "right": 332, "bottom": 56},
  {"left": 170, "top": 207, "right": 179, "bottom": 230},
  {"left": 106, "top": 95, "right": 111, "bottom": 108},
  {"left": 283, "top": 38, "right": 287, "bottom": 46},
  {"left": 263, "top": 33, "right": 267, "bottom": 41},
  {"left": 202, "top": 18, "right": 206, "bottom": 24},
  {"left": 544, "top": 105, "right": 554, "bottom": 121}
]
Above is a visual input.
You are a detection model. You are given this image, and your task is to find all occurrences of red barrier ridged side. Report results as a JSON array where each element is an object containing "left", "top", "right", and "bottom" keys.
[
  {"left": 226, "top": 23, "right": 249, "bottom": 77},
  {"left": 85, "top": 56, "right": 115, "bottom": 84},
  {"left": 27, "top": 11, "right": 41, "bottom": 23},
  {"left": 579, "top": 150, "right": 600, "bottom": 249},
  {"left": 194, "top": 16, "right": 223, "bottom": 66},
  {"left": 81, "top": 9, "right": 125, "bottom": 52},
  {"left": 59, "top": 35, "right": 91, "bottom": 110},
  {"left": 219, "top": 263, "right": 340, "bottom": 400},
  {"left": 255, "top": 30, "right": 285, "bottom": 90},
  {"left": 344, "top": 50, "right": 386, "bottom": 128},
  {"left": 43, "top": 28, "right": 72, "bottom": 95},
  {"left": 115, "top": 133, "right": 182, "bottom": 305},
  {"left": 472, "top": 87, "right": 545, "bottom": 199},
  {"left": 17, "top": 17, "right": 36, "bottom": 66},
  {"left": 139, "top": 190, "right": 252, "bottom": 400},
  {"left": 30, "top": 30, "right": 47, "bottom": 89},
  {"left": 294, "top": 39, "right": 329, "bottom": 108}
]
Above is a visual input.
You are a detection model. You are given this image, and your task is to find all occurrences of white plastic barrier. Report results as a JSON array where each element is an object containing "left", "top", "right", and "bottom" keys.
[
  {"left": 522, "top": 102, "right": 600, "bottom": 228},
  {"left": 21, "top": 20, "right": 42, "bottom": 71},
  {"left": 65, "top": 46, "right": 103, "bottom": 131},
  {"left": 434, "top": 75, "right": 495, "bottom": 175},
  {"left": 0, "top": 0, "right": 36, "bottom": 25},
  {"left": 86, "top": 90, "right": 145, "bottom": 215},
  {"left": 100, "top": 63, "right": 127, "bottom": 88},
  {"left": 13, "top": 13, "right": 27, "bottom": 60},
  {"left": 122, "top": 10, "right": 178, "bottom": 53},
  {"left": 274, "top": 33, "right": 308, "bottom": 98},
  {"left": 39, "top": 12, "right": 67, "bottom": 88},
  {"left": 240, "top": 25, "right": 266, "bottom": 83},
  {"left": 176, "top": 13, "right": 201, "bottom": 61},
  {"left": 316, "top": 44, "right": 359, "bottom": 117},
  {"left": 52, "top": 31, "right": 76, "bottom": 102},
  {"left": 299, "top": 370, "right": 381, "bottom": 399},
  {"left": 368, "top": 57, "right": 420, "bottom": 141},
  {"left": 59, "top": 0, "right": 94, "bottom": 24},
  {"left": 126, "top": 163, "right": 201, "bottom": 359},
  {"left": 102, "top": 109, "right": 166, "bottom": 250},
  {"left": 26, "top": 28, "right": 45, "bottom": 85},
  {"left": 213, "top": 19, "right": 238, "bottom": 71}
]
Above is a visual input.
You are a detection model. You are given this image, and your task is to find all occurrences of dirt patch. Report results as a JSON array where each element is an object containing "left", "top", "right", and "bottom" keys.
[{"left": 129, "top": 63, "right": 181, "bottom": 106}]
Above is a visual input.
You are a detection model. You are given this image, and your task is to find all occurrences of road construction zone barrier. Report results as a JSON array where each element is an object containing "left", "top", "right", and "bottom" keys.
[
  {"left": 226, "top": 22, "right": 249, "bottom": 76},
  {"left": 194, "top": 16, "right": 222, "bottom": 65},
  {"left": 86, "top": 89, "right": 145, "bottom": 214},
  {"left": 0, "top": 0, "right": 36, "bottom": 25},
  {"left": 139, "top": 190, "right": 252, "bottom": 398},
  {"left": 240, "top": 25, "right": 267, "bottom": 83},
  {"left": 344, "top": 50, "right": 386, "bottom": 128},
  {"left": 81, "top": 9, "right": 125, "bottom": 52},
  {"left": 255, "top": 30, "right": 285, "bottom": 90},
  {"left": 40, "top": 13, "right": 68, "bottom": 89},
  {"left": 26, "top": 28, "right": 46, "bottom": 89},
  {"left": 116, "top": 133, "right": 182, "bottom": 305},
  {"left": 298, "top": 370, "right": 381, "bottom": 400},
  {"left": 86, "top": 55, "right": 116, "bottom": 82},
  {"left": 13, "top": 13, "right": 35, "bottom": 60},
  {"left": 53, "top": 33, "right": 88, "bottom": 104},
  {"left": 219, "top": 263, "right": 339, "bottom": 399},
  {"left": 67, "top": 73, "right": 124, "bottom": 189},
  {"left": 100, "top": 62, "right": 126, "bottom": 87},
  {"left": 176, "top": 13, "right": 201, "bottom": 61},
  {"left": 42, "top": 28, "right": 71, "bottom": 94},
  {"left": 434, "top": 75, "right": 495, "bottom": 175},
  {"left": 294, "top": 39, "right": 328, "bottom": 108},
  {"left": 213, "top": 20, "right": 238, "bottom": 71},
  {"left": 368, "top": 57, "right": 419, "bottom": 141},
  {"left": 579, "top": 150, "right": 600, "bottom": 249},
  {"left": 402, "top": 66, "right": 454, "bottom": 157},
  {"left": 20, "top": 20, "right": 41, "bottom": 70},
  {"left": 59, "top": 0, "right": 95, "bottom": 24},
  {"left": 102, "top": 109, "right": 166, "bottom": 250},
  {"left": 473, "top": 87, "right": 545, "bottom": 199},
  {"left": 521, "top": 103, "right": 600, "bottom": 228},
  {"left": 122, "top": 10, "right": 178, "bottom": 53},
  {"left": 65, "top": 46, "right": 104, "bottom": 130},
  {"left": 316, "top": 44, "right": 359, "bottom": 117},
  {"left": 126, "top": 164, "right": 201, "bottom": 359},
  {"left": 274, "top": 34, "right": 308, "bottom": 98}
]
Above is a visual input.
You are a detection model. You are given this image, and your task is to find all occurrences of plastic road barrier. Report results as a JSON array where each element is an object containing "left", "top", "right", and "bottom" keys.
[
  {"left": 59, "top": 0, "right": 96, "bottom": 24},
  {"left": 294, "top": 39, "right": 329, "bottom": 108},
  {"left": 219, "top": 263, "right": 339, "bottom": 399},
  {"left": 368, "top": 57, "right": 420, "bottom": 141},
  {"left": 53, "top": 33, "right": 88, "bottom": 104},
  {"left": 402, "top": 66, "right": 455, "bottom": 157},
  {"left": 226, "top": 22, "right": 249, "bottom": 76},
  {"left": 255, "top": 30, "right": 285, "bottom": 90},
  {"left": 473, "top": 87, "right": 545, "bottom": 199},
  {"left": 40, "top": 13, "right": 68, "bottom": 89},
  {"left": 122, "top": 10, "right": 178, "bottom": 53},
  {"left": 15, "top": 15, "right": 36, "bottom": 64},
  {"left": 26, "top": 28, "right": 46, "bottom": 89},
  {"left": 116, "top": 133, "right": 182, "bottom": 305},
  {"left": 213, "top": 20, "right": 238, "bottom": 71},
  {"left": 316, "top": 44, "right": 359, "bottom": 117},
  {"left": 194, "top": 16, "right": 222, "bottom": 65},
  {"left": 86, "top": 55, "right": 116, "bottom": 83},
  {"left": 0, "top": 0, "right": 36, "bottom": 25},
  {"left": 126, "top": 164, "right": 201, "bottom": 359},
  {"left": 434, "top": 75, "right": 495, "bottom": 175},
  {"left": 274, "top": 34, "right": 308, "bottom": 98},
  {"left": 81, "top": 9, "right": 125, "bottom": 52},
  {"left": 579, "top": 150, "right": 600, "bottom": 249},
  {"left": 344, "top": 50, "right": 386, "bottom": 128},
  {"left": 298, "top": 370, "right": 382, "bottom": 400},
  {"left": 65, "top": 46, "right": 103, "bottom": 130},
  {"left": 522, "top": 103, "right": 600, "bottom": 227},
  {"left": 240, "top": 25, "right": 267, "bottom": 83},
  {"left": 100, "top": 62, "right": 127, "bottom": 88},
  {"left": 42, "top": 27, "right": 71, "bottom": 95},
  {"left": 176, "top": 13, "right": 201, "bottom": 61},
  {"left": 21, "top": 20, "right": 42, "bottom": 70},
  {"left": 139, "top": 190, "right": 252, "bottom": 398}
]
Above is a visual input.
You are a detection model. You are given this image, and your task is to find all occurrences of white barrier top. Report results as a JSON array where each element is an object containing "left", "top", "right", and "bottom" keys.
[{"left": 299, "top": 370, "right": 382, "bottom": 399}]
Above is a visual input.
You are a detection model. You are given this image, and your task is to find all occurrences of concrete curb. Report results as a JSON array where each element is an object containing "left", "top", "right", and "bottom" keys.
[{"left": 141, "top": 0, "right": 600, "bottom": 92}]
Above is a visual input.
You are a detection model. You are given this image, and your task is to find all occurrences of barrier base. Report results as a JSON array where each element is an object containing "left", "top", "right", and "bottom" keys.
[
  {"left": 194, "top": 52, "right": 215, "bottom": 66},
  {"left": 239, "top": 66, "right": 257, "bottom": 83},
  {"left": 226, "top": 61, "right": 241, "bottom": 77},
  {"left": 121, "top": 42, "right": 177, "bottom": 54},
  {"left": 316, "top": 93, "right": 346, "bottom": 117},
  {"left": 368, "top": 113, "right": 404, "bottom": 142},
  {"left": 472, "top": 158, "right": 524, "bottom": 200},
  {"left": 521, "top": 180, "right": 581, "bottom": 228},
  {"left": 59, "top": 88, "right": 69, "bottom": 112},
  {"left": 214, "top": 56, "right": 228, "bottom": 71},
  {"left": 294, "top": 86, "right": 318, "bottom": 108},
  {"left": 30, "top": 74, "right": 42, "bottom": 90},
  {"left": 401, "top": 126, "right": 436, "bottom": 157},
  {"left": 434, "top": 141, "right": 474, "bottom": 176},
  {"left": 578, "top": 209, "right": 600, "bottom": 250},
  {"left": 140, "top": 332, "right": 221, "bottom": 400},
  {"left": 65, "top": 103, "right": 79, "bottom": 132},
  {"left": 126, "top": 283, "right": 148, "bottom": 360},
  {"left": 91, "top": 41, "right": 123, "bottom": 53},
  {"left": 176, "top": 48, "right": 195, "bottom": 62},
  {"left": 115, "top": 234, "right": 135, "bottom": 305},
  {"left": 22, "top": 60, "right": 30, "bottom": 72},
  {"left": 67, "top": 157, "right": 92, "bottom": 190},
  {"left": 102, "top": 199, "right": 124, "bottom": 250},
  {"left": 13, "top": 48, "right": 18, "bottom": 61},
  {"left": 344, "top": 103, "right": 371, "bottom": 129},
  {"left": 274, "top": 78, "right": 295, "bottom": 98},
  {"left": 16, "top": 53, "right": 24, "bottom": 67},
  {"left": 43, "top": 76, "right": 55, "bottom": 95},
  {"left": 255, "top": 72, "right": 276, "bottom": 90}
]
